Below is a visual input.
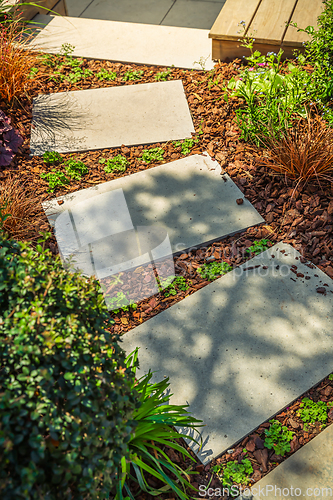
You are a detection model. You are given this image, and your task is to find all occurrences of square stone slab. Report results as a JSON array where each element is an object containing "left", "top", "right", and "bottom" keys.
[
  {"left": 246, "top": 424, "right": 333, "bottom": 500},
  {"left": 30, "top": 80, "right": 195, "bottom": 155},
  {"left": 120, "top": 243, "right": 333, "bottom": 463},
  {"left": 43, "top": 153, "right": 264, "bottom": 284}
]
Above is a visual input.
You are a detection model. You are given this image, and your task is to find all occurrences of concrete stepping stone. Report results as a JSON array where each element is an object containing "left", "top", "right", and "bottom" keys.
[
  {"left": 30, "top": 80, "right": 195, "bottom": 155},
  {"left": 244, "top": 423, "right": 333, "bottom": 500},
  {"left": 120, "top": 243, "right": 333, "bottom": 463},
  {"left": 43, "top": 153, "right": 263, "bottom": 304},
  {"left": 29, "top": 15, "right": 216, "bottom": 70}
]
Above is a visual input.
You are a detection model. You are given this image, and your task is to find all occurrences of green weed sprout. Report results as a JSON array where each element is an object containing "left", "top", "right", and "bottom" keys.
[
  {"left": 264, "top": 419, "right": 294, "bottom": 457},
  {"left": 247, "top": 239, "right": 269, "bottom": 255},
  {"left": 197, "top": 261, "right": 232, "bottom": 281},
  {"left": 123, "top": 70, "right": 143, "bottom": 81},
  {"left": 155, "top": 68, "right": 172, "bottom": 81},
  {"left": 298, "top": 397, "right": 329, "bottom": 430},
  {"left": 212, "top": 459, "right": 253, "bottom": 490},
  {"left": 65, "top": 159, "right": 88, "bottom": 180},
  {"left": 106, "top": 291, "right": 137, "bottom": 314},
  {"left": 99, "top": 155, "right": 128, "bottom": 173},
  {"left": 43, "top": 151, "right": 63, "bottom": 165},
  {"left": 159, "top": 276, "right": 190, "bottom": 297},
  {"left": 40, "top": 170, "right": 69, "bottom": 193},
  {"left": 173, "top": 138, "right": 198, "bottom": 155},
  {"left": 141, "top": 147, "right": 164, "bottom": 164},
  {"left": 96, "top": 68, "right": 117, "bottom": 81}
]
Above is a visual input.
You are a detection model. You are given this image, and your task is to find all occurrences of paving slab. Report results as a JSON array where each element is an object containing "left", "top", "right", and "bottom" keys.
[
  {"left": 30, "top": 80, "right": 195, "bottom": 155},
  {"left": 120, "top": 243, "right": 333, "bottom": 463},
  {"left": 161, "top": 0, "right": 226, "bottom": 29},
  {"left": 43, "top": 153, "right": 263, "bottom": 283},
  {"left": 29, "top": 15, "right": 216, "bottom": 70},
  {"left": 242, "top": 424, "right": 333, "bottom": 500}
]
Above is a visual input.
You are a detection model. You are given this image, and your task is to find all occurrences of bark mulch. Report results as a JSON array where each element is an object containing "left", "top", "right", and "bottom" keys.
[{"left": 1, "top": 53, "right": 333, "bottom": 499}]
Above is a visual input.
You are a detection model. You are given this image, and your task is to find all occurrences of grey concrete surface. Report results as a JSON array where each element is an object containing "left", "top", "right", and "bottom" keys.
[
  {"left": 30, "top": 80, "right": 195, "bottom": 155},
  {"left": 120, "top": 243, "right": 333, "bottom": 463},
  {"left": 42, "top": 153, "right": 263, "bottom": 279},
  {"left": 161, "top": 0, "right": 225, "bottom": 29},
  {"left": 65, "top": 0, "right": 226, "bottom": 29},
  {"left": 29, "top": 15, "right": 216, "bottom": 69},
  {"left": 245, "top": 424, "right": 333, "bottom": 500}
]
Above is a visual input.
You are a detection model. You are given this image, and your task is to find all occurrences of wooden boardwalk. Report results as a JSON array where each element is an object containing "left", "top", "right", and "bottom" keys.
[{"left": 209, "top": 0, "right": 324, "bottom": 61}]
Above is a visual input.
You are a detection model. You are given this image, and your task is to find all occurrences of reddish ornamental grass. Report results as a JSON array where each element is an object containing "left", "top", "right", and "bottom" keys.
[
  {"left": 0, "top": 21, "right": 40, "bottom": 103},
  {"left": 260, "top": 118, "right": 333, "bottom": 187}
]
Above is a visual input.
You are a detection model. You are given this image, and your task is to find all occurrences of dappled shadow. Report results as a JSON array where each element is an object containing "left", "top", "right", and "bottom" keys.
[{"left": 120, "top": 244, "right": 333, "bottom": 463}]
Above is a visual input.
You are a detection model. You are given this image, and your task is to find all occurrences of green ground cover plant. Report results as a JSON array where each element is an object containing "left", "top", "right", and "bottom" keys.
[
  {"left": 159, "top": 276, "right": 190, "bottom": 297},
  {"left": 43, "top": 151, "right": 63, "bottom": 165},
  {"left": 298, "top": 397, "right": 329, "bottom": 430},
  {"left": 264, "top": 419, "right": 294, "bottom": 456},
  {"left": 155, "top": 68, "right": 172, "bottom": 81},
  {"left": 99, "top": 155, "right": 128, "bottom": 173},
  {"left": 0, "top": 234, "right": 137, "bottom": 500},
  {"left": 212, "top": 458, "right": 253, "bottom": 490},
  {"left": 40, "top": 169, "right": 69, "bottom": 192},
  {"left": 64, "top": 159, "right": 88, "bottom": 180},
  {"left": 115, "top": 348, "right": 202, "bottom": 500},
  {"left": 141, "top": 147, "right": 164, "bottom": 163},
  {"left": 173, "top": 137, "right": 198, "bottom": 155},
  {"left": 123, "top": 70, "right": 143, "bottom": 81},
  {"left": 197, "top": 261, "right": 232, "bottom": 281},
  {"left": 96, "top": 68, "right": 117, "bottom": 81},
  {"left": 105, "top": 291, "right": 137, "bottom": 314},
  {"left": 247, "top": 239, "right": 269, "bottom": 255}
]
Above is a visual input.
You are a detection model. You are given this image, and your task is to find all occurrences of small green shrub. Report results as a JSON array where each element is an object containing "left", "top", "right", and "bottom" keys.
[
  {"left": 155, "top": 68, "right": 172, "bottom": 81},
  {"left": 43, "top": 151, "right": 63, "bottom": 165},
  {"left": 99, "top": 155, "right": 128, "bottom": 173},
  {"left": 141, "top": 147, "right": 164, "bottom": 164},
  {"left": 64, "top": 159, "right": 88, "bottom": 180},
  {"left": 40, "top": 170, "right": 70, "bottom": 192},
  {"left": 212, "top": 458, "right": 253, "bottom": 490},
  {"left": 0, "top": 234, "right": 138, "bottom": 500},
  {"left": 247, "top": 239, "right": 269, "bottom": 255},
  {"left": 264, "top": 419, "right": 294, "bottom": 456},
  {"left": 298, "top": 397, "right": 329, "bottom": 429},
  {"left": 197, "top": 261, "right": 232, "bottom": 281},
  {"left": 115, "top": 348, "right": 202, "bottom": 500}
]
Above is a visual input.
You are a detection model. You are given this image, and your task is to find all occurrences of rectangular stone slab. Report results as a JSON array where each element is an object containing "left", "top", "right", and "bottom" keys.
[
  {"left": 249, "top": 424, "right": 333, "bottom": 500},
  {"left": 120, "top": 243, "right": 333, "bottom": 464},
  {"left": 30, "top": 80, "right": 195, "bottom": 155},
  {"left": 43, "top": 153, "right": 264, "bottom": 278}
]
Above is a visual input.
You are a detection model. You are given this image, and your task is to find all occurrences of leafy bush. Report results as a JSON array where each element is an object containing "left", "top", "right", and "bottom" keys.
[
  {"left": 159, "top": 276, "right": 190, "bottom": 297},
  {"left": 173, "top": 137, "right": 199, "bottom": 155},
  {"left": 115, "top": 348, "right": 202, "bottom": 500},
  {"left": 247, "top": 239, "right": 269, "bottom": 255},
  {"left": 264, "top": 419, "right": 294, "bottom": 456},
  {"left": 40, "top": 169, "right": 70, "bottom": 192},
  {"left": 0, "top": 234, "right": 138, "bottom": 500},
  {"left": 99, "top": 155, "right": 128, "bottom": 173},
  {"left": 105, "top": 291, "right": 137, "bottom": 314},
  {"left": 43, "top": 151, "right": 63, "bottom": 165},
  {"left": 65, "top": 159, "right": 88, "bottom": 180},
  {"left": 0, "top": 110, "right": 23, "bottom": 167},
  {"left": 141, "top": 147, "right": 164, "bottom": 164},
  {"left": 122, "top": 70, "right": 143, "bottom": 81}
]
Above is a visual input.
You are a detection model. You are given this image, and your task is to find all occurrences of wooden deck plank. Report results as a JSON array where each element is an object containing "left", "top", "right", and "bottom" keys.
[
  {"left": 249, "top": 0, "right": 297, "bottom": 44},
  {"left": 209, "top": 0, "right": 261, "bottom": 40},
  {"left": 283, "top": 0, "right": 324, "bottom": 47}
]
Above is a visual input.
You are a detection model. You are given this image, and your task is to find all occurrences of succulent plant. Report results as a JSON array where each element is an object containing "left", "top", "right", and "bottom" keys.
[{"left": 0, "top": 109, "right": 23, "bottom": 167}]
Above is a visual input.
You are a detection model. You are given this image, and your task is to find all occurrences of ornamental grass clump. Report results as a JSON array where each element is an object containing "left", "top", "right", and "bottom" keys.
[
  {"left": 0, "top": 234, "right": 138, "bottom": 500},
  {"left": 0, "top": 175, "right": 44, "bottom": 242},
  {"left": 0, "top": 21, "right": 40, "bottom": 102},
  {"left": 260, "top": 118, "right": 333, "bottom": 187}
]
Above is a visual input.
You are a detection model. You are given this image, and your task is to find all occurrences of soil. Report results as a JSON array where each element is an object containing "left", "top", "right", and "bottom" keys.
[{"left": 1, "top": 53, "right": 333, "bottom": 499}]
